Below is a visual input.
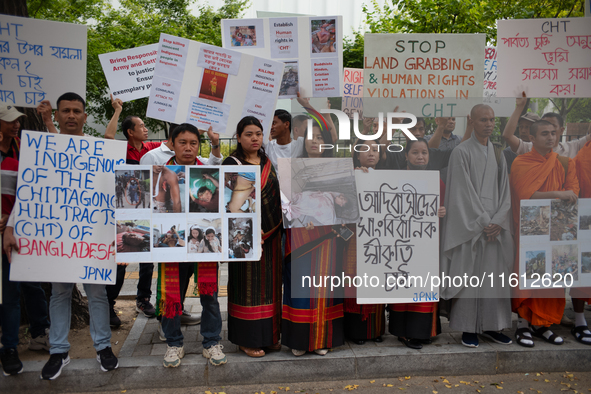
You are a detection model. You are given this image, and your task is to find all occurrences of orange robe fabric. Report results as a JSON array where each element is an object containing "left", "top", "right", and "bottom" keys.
[
  {"left": 510, "top": 149, "right": 579, "bottom": 326},
  {"left": 572, "top": 141, "right": 591, "bottom": 302}
]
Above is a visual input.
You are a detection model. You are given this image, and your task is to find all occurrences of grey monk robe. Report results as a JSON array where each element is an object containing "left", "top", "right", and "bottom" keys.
[{"left": 440, "top": 134, "right": 514, "bottom": 333}]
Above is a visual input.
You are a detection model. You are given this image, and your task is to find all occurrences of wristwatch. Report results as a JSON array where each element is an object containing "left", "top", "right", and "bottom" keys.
[{"left": 211, "top": 143, "right": 220, "bottom": 149}]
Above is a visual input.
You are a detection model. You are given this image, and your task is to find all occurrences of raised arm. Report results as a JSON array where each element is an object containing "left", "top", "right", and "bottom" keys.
[
  {"left": 428, "top": 118, "right": 447, "bottom": 148},
  {"left": 36, "top": 100, "right": 58, "bottom": 133},
  {"left": 104, "top": 94, "right": 123, "bottom": 140},
  {"left": 297, "top": 92, "right": 337, "bottom": 142},
  {"left": 502, "top": 91, "right": 528, "bottom": 152}
]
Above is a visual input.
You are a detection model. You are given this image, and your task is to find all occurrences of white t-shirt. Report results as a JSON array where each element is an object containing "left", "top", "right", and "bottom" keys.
[
  {"left": 264, "top": 137, "right": 305, "bottom": 169},
  {"left": 514, "top": 134, "right": 591, "bottom": 158}
]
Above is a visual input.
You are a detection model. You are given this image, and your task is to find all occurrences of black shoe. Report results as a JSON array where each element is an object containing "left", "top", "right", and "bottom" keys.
[
  {"left": 110, "top": 308, "right": 121, "bottom": 328},
  {"left": 398, "top": 337, "right": 423, "bottom": 350},
  {"left": 1, "top": 348, "right": 23, "bottom": 376},
  {"left": 351, "top": 339, "right": 365, "bottom": 345},
  {"left": 136, "top": 298, "right": 156, "bottom": 318},
  {"left": 97, "top": 347, "right": 119, "bottom": 372},
  {"left": 41, "top": 352, "right": 70, "bottom": 380},
  {"left": 373, "top": 336, "right": 383, "bottom": 343}
]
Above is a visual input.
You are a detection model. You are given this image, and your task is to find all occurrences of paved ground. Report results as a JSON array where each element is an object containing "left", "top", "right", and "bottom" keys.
[{"left": 3, "top": 263, "right": 591, "bottom": 392}]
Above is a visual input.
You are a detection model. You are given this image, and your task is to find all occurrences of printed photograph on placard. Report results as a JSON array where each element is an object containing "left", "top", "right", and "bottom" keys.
[
  {"left": 228, "top": 217, "right": 254, "bottom": 259},
  {"left": 582, "top": 252, "right": 591, "bottom": 274},
  {"left": 153, "top": 220, "right": 186, "bottom": 249},
  {"left": 279, "top": 61, "right": 299, "bottom": 98},
  {"left": 552, "top": 244, "right": 578, "bottom": 281},
  {"left": 580, "top": 204, "right": 591, "bottom": 230},
  {"left": 520, "top": 204, "right": 550, "bottom": 236},
  {"left": 115, "top": 169, "right": 150, "bottom": 210},
  {"left": 525, "top": 250, "right": 546, "bottom": 279},
  {"left": 224, "top": 171, "right": 257, "bottom": 213},
  {"left": 152, "top": 165, "right": 186, "bottom": 213},
  {"left": 310, "top": 18, "right": 337, "bottom": 55},
  {"left": 550, "top": 199, "right": 577, "bottom": 241},
  {"left": 116, "top": 220, "right": 151, "bottom": 253},
  {"left": 189, "top": 168, "right": 220, "bottom": 213},
  {"left": 187, "top": 218, "right": 223, "bottom": 254},
  {"left": 199, "top": 69, "right": 228, "bottom": 103},
  {"left": 229, "top": 25, "right": 259, "bottom": 47}
]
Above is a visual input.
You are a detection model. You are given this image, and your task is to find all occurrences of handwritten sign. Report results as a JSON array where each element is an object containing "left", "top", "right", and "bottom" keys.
[
  {"left": 147, "top": 33, "right": 283, "bottom": 138},
  {"left": 9, "top": 131, "right": 126, "bottom": 284},
  {"left": 0, "top": 14, "right": 86, "bottom": 107},
  {"left": 497, "top": 18, "right": 591, "bottom": 98},
  {"left": 98, "top": 44, "right": 158, "bottom": 102},
  {"left": 483, "top": 46, "right": 515, "bottom": 116},
  {"left": 355, "top": 170, "right": 440, "bottom": 304},
  {"left": 343, "top": 68, "right": 363, "bottom": 119},
  {"left": 519, "top": 198, "right": 591, "bottom": 289},
  {"left": 363, "top": 33, "right": 485, "bottom": 117},
  {"left": 221, "top": 16, "right": 343, "bottom": 98}
]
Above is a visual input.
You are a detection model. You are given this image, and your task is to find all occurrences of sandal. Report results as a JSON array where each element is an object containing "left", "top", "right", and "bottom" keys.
[
  {"left": 265, "top": 342, "right": 282, "bottom": 352},
  {"left": 571, "top": 326, "right": 591, "bottom": 345},
  {"left": 239, "top": 346, "right": 266, "bottom": 357},
  {"left": 532, "top": 326, "right": 563, "bottom": 345},
  {"left": 515, "top": 327, "right": 534, "bottom": 347}
]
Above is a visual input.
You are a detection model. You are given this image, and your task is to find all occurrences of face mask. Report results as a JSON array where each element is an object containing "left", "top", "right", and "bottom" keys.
[{"left": 407, "top": 161, "right": 428, "bottom": 171}]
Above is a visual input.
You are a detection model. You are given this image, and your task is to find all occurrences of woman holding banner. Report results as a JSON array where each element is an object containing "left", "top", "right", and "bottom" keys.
[{"left": 223, "top": 116, "right": 284, "bottom": 358}]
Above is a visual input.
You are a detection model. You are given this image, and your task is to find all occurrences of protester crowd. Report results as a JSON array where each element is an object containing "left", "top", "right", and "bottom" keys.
[{"left": 0, "top": 89, "right": 590, "bottom": 379}]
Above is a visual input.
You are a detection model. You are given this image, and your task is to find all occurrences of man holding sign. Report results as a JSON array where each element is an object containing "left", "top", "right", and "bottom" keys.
[{"left": 4, "top": 93, "right": 119, "bottom": 380}]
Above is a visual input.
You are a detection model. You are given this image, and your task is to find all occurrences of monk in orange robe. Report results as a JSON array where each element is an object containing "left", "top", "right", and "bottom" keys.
[
  {"left": 510, "top": 120, "right": 579, "bottom": 347},
  {"left": 571, "top": 139, "right": 591, "bottom": 345}
]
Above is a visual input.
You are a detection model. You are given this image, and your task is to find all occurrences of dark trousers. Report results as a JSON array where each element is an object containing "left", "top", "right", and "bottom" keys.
[{"left": 106, "top": 263, "right": 155, "bottom": 307}]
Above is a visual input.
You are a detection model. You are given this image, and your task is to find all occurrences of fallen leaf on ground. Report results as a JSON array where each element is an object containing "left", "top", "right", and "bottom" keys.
[
  {"left": 370, "top": 381, "right": 375, "bottom": 384},
  {"left": 445, "top": 385, "right": 452, "bottom": 389},
  {"left": 405, "top": 377, "right": 411, "bottom": 380}
]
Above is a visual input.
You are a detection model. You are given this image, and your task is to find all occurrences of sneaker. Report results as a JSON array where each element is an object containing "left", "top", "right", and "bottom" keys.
[
  {"left": 461, "top": 332, "right": 479, "bottom": 348},
  {"left": 163, "top": 345, "right": 185, "bottom": 368},
  {"left": 158, "top": 322, "right": 166, "bottom": 342},
  {"left": 96, "top": 347, "right": 119, "bottom": 372},
  {"left": 136, "top": 298, "right": 156, "bottom": 318},
  {"left": 291, "top": 349, "right": 306, "bottom": 357},
  {"left": 1, "top": 348, "right": 23, "bottom": 376},
  {"left": 482, "top": 331, "right": 513, "bottom": 345},
  {"left": 110, "top": 308, "right": 121, "bottom": 328},
  {"left": 203, "top": 343, "right": 227, "bottom": 366},
  {"left": 41, "top": 352, "right": 70, "bottom": 380},
  {"left": 180, "top": 311, "right": 201, "bottom": 326},
  {"left": 29, "top": 328, "right": 50, "bottom": 351},
  {"left": 314, "top": 348, "right": 328, "bottom": 356}
]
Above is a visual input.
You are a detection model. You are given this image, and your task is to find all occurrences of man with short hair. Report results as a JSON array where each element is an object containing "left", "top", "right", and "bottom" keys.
[
  {"left": 440, "top": 104, "right": 514, "bottom": 348},
  {"left": 425, "top": 117, "right": 461, "bottom": 150},
  {"left": 502, "top": 108, "right": 541, "bottom": 173},
  {"left": 4, "top": 92, "right": 119, "bottom": 379},
  {"left": 510, "top": 119, "right": 580, "bottom": 347}
]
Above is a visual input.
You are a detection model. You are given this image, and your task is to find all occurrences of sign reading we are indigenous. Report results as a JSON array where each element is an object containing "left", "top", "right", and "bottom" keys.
[
  {"left": 10, "top": 131, "right": 126, "bottom": 284},
  {"left": 363, "top": 33, "right": 485, "bottom": 118},
  {"left": 497, "top": 18, "right": 591, "bottom": 98}
]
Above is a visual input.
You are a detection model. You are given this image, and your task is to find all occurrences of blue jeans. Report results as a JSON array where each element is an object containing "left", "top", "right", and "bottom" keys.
[
  {"left": 49, "top": 282, "right": 111, "bottom": 354},
  {"left": 1, "top": 254, "right": 50, "bottom": 350},
  {"left": 161, "top": 291, "right": 222, "bottom": 349}
]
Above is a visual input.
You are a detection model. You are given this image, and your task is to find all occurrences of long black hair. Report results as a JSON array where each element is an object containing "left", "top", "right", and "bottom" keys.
[
  {"left": 203, "top": 228, "right": 217, "bottom": 253},
  {"left": 302, "top": 120, "right": 333, "bottom": 158},
  {"left": 229, "top": 116, "right": 268, "bottom": 165},
  {"left": 352, "top": 138, "right": 383, "bottom": 168}
]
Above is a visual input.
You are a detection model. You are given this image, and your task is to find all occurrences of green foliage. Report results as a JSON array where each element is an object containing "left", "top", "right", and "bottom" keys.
[{"left": 27, "top": 0, "right": 248, "bottom": 137}]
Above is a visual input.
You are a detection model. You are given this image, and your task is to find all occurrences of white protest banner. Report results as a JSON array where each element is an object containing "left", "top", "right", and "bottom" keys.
[
  {"left": 519, "top": 198, "right": 591, "bottom": 289},
  {"left": 221, "top": 16, "right": 343, "bottom": 98},
  {"left": 483, "top": 46, "right": 515, "bottom": 116},
  {"left": 98, "top": 44, "right": 158, "bottom": 102},
  {"left": 497, "top": 18, "right": 591, "bottom": 98},
  {"left": 355, "top": 170, "right": 440, "bottom": 304},
  {"left": 9, "top": 131, "right": 126, "bottom": 284},
  {"left": 147, "top": 33, "right": 283, "bottom": 139},
  {"left": 114, "top": 165, "right": 262, "bottom": 262},
  {"left": 363, "top": 33, "right": 485, "bottom": 118},
  {"left": 0, "top": 14, "right": 86, "bottom": 107},
  {"left": 343, "top": 68, "right": 363, "bottom": 119}
]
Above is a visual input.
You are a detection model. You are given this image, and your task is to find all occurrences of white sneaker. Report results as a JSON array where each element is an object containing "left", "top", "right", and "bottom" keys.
[
  {"left": 291, "top": 349, "right": 306, "bottom": 357},
  {"left": 163, "top": 346, "right": 184, "bottom": 368},
  {"left": 29, "top": 328, "right": 50, "bottom": 351},
  {"left": 158, "top": 322, "right": 166, "bottom": 342},
  {"left": 314, "top": 348, "right": 328, "bottom": 356},
  {"left": 203, "top": 343, "right": 227, "bottom": 366}
]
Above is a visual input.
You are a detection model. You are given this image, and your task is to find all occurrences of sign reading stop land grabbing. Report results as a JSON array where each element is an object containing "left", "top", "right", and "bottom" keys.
[
  {"left": 99, "top": 44, "right": 158, "bottom": 102},
  {"left": 9, "top": 131, "right": 126, "bottom": 284}
]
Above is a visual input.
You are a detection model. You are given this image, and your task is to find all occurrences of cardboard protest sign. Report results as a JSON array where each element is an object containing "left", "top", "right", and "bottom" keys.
[
  {"left": 0, "top": 14, "right": 86, "bottom": 107},
  {"left": 9, "top": 131, "right": 126, "bottom": 284},
  {"left": 115, "top": 164, "right": 262, "bottom": 262},
  {"left": 146, "top": 34, "right": 283, "bottom": 139},
  {"left": 483, "top": 46, "right": 515, "bottom": 116},
  {"left": 98, "top": 44, "right": 158, "bottom": 102},
  {"left": 221, "top": 16, "right": 343, "bottom": 98},
  {"left": 343, "top": 68, "right": 363, "bottom": 119},
  {"left": 355, "top": 169, "right": 440, "bottom": 304},
  {"left": 519, "top": 198, "right": 591, "bottom": 289},
  {"left": 497, "top": 18, "right": 591, "bottom": 98},
  {"left": 363, "top": 33, "right": 485, "bottom": 118}
]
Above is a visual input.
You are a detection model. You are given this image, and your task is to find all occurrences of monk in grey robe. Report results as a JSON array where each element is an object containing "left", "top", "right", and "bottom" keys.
[{"left": 440, "top": 104, "right": 514, "bottom": 348}]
